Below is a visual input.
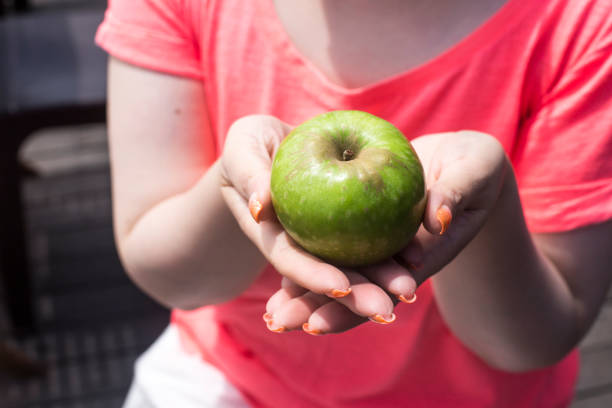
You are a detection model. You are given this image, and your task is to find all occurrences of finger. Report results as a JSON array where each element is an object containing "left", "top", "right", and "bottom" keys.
[
  {"left": 263, "top": 228, "right": 352, "bottom": 297},
  {"left": 332, "top": 271, "right": 396, "bottom": 323},
  {"left": 223, "top": 185, "right": 353, "bottom": 297},
  {"left": 396, "top": 228, "right": 446, "bottom": 285},
  {"left": 267, "top": 270, "right": 399, "bottom": 333},
  {"left": 265, "top": 291, "right": 332, "bottom": 332},
  {"left": 267, "top": 270, "right": 397, "bottom": 334},
  {"left": 360, "top": 258, "right": 418, "bottom": 304},
  {"left": 303, "top": 301, "right": 368, "bottom": 335},
  {"left": 265, "top": 277, "right": 308, "bottom": 313},
  {"left": 397, "top": 212, "right": 487, "bottom": 286}
]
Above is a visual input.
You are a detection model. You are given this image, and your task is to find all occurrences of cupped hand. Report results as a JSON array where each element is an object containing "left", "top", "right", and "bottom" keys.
[
  {"left": 219, "top": 115, "right": 398, "bottom": 322},
  {"left": 265, "top": 131, "right": 511, "bottom": 335}
]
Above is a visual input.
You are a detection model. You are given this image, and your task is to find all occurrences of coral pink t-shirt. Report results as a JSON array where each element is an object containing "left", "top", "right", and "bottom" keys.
[{"left": 96, "top": 0, "right": 612, "bottom": 406}]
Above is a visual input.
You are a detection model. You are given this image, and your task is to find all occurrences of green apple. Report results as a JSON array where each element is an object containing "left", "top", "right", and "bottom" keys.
[{"left": 270, "top": 110, "right": 426, "bottom": 267}]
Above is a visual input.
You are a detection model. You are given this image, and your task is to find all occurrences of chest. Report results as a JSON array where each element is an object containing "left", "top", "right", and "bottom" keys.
[
  {"left": 204, "top": 0, "right": 540, "bottom": 157},
  {"left": 272, "top": 0, "right": 509, "bottom": 89}
]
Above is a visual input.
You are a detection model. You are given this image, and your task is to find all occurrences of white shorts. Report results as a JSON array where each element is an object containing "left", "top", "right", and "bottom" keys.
[{"left": 122, "top": 325, "right": 250, "bottom": 408}]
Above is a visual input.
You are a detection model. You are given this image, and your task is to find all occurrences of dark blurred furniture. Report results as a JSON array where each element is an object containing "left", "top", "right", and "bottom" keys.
[
  {"left": 16, "top": 0, "right": 29, "bottom": 11},
  {"left": 0, "top": 0, "right": 30, "bottom": 15},
  {"left": 0, "top": 5, "right": 107, "bottom": 332}
]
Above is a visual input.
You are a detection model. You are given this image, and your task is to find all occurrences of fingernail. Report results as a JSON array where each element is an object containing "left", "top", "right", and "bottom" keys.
[
  {"left": 266, "top": 319, "right": 285, "bottom": 333},
  {"left": 368, "top": 313, "right": 397, "bottom": 324},
  {"left": 407, "top": 262, "right": 423, "bottom": 271},
  {"left": 398, "top": 293, "right": 417, "bottom": 304},
  {"left": 436, "top": 206, "right": 452, "bottom": 235},
  {"left": 328, "top": 288, "right": 352, "bottom": 298},
  {"left": 249, "top": 193, "right": 263, "bottom": 223},
  {"left": 302, "top": 323, "right": 323, "bottom": 336},
  {"left": 262, "top": 312, "right": 273, "bottom": 323}
]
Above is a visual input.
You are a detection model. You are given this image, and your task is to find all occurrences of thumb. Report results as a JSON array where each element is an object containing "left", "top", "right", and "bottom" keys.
[
  {"left": 221, "top": 115, "right": 292, "bottom": 223},
  {"left": 423, "top": 178, "right": 466, "bottom": 237},
  {"left": 247, "top": 172, "right": 273, "bottom": 224},
  {"left": 422, "top": 132, "right": 505, "bottom": 236}
]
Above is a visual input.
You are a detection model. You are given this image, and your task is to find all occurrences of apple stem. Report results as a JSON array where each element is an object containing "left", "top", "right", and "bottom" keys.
[{"left": 342, "top": 149, "right": 354, "bottom": 161}]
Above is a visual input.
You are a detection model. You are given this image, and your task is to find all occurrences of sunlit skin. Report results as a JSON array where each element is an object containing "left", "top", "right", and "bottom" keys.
[{"left": 107, "top": 0, "right": 612, "bottom": 374}]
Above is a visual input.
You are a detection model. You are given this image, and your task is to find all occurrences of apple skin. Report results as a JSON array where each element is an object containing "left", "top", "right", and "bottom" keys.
[{"left": 270, "top": 110, "right": 426, "bottom": 267}]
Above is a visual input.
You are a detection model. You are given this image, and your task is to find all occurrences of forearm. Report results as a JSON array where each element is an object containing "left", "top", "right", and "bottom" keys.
[
  {"left": 431, "top": 167, "right": 580, "bottom": 372},
  {"left": 116, "top": 160, "right": 267, "bottom": 310}
]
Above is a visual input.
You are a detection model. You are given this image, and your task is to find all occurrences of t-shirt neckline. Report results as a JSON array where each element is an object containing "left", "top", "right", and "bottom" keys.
[{"left": 264, "top": 0, "right": 542, "bottom": 99}]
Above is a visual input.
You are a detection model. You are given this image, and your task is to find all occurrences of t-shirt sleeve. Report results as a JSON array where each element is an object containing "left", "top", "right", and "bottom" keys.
[
  {"left": 513, "top": 26, "right": 612, "bottom": 233},
  {"left": 95, "top": 0, "right": 203, "bottom": 80}
]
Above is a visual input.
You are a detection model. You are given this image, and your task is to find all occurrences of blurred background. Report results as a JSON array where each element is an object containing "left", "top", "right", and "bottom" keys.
[
  {"left": 0, "top": 0, "right": 610, "bottom": 407},
  {"left": 1, "top": 1, "right": 169, "bottom": 407}
]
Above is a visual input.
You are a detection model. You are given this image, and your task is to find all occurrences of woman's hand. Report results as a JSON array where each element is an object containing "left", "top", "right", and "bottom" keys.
[{"left": 265, "top": 131, "right": 511, "bottom": 335}]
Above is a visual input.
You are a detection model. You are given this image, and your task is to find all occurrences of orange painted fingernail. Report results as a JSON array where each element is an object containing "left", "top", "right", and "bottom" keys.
[
  {"left": 328, "top": 288, "right": 352, "bottom": 298},
  {"left": 398, "top": 293, "right": 417, "bottom": 304},
  {"left": 266, "top": 319, "right": 285, "bottom": 333},
  {"left": 302, "top": 323, "right": 323, "bottom": 336},
  {"left": 248, "top": 193, "right": 263, "bottom": 223},
  {"left": 436, "top": 206, "right": 452, "bottom": 235},
  {"left": 262, "top": 312, "right": 273, "bottom": 323},
  {"left": 368, "top": 313, "right": 397, "bottom": 324}
]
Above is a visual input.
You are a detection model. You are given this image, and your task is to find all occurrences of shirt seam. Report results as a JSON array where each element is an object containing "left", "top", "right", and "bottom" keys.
[{"left": 103, "top": 10, "right": 193, "bottom": 46}]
